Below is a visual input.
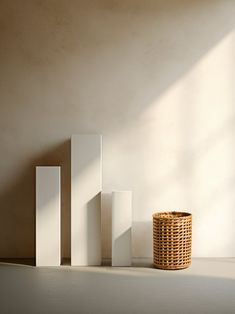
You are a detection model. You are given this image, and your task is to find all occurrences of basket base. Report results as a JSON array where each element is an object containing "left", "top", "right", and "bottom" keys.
[{"left": 153, "top": 263, "right": 191, "bottom": 270}]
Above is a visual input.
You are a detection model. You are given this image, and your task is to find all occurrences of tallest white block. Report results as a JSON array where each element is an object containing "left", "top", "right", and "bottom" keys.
[{"left": 71, "top": 134, "right": 102, "bottom": 266}]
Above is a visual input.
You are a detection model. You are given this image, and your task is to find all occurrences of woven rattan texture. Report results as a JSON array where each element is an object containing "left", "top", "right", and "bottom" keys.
[{"left": 153, "top": 211, "right": 192, "bottom": 270}]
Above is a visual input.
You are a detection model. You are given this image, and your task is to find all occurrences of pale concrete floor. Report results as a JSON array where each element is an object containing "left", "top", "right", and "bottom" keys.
[{"left": 0, "top": 258, "right": 234, "bottom": 314}]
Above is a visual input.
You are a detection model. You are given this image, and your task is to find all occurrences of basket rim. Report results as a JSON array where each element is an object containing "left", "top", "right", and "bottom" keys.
[{"left": 152, "top": 211, "right": 192, "bottom": 219}]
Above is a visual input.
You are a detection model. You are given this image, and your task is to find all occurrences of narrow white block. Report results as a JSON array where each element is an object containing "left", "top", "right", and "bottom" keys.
[
  {"left": 71, "top": 134, "right": 102, "bottom": 266},
  {"left": 112, "top": 191, "right": 132, "bottom": 266},
  {"left": 36, "top": 166, "right": 61, "bottom": 266}
]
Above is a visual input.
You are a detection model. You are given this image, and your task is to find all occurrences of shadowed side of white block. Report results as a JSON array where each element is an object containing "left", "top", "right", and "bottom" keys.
[
  {"left": 71, "top": 134, "right": 102, "bottom": 266},
  {"left": 112, "top": 191, "right": 132, "bottom": 266},
  {"left": 36, "top": 166, "right": 61, "bottom": 266}
]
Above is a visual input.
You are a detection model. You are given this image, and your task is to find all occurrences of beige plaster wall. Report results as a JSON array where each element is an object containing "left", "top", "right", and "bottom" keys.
[{"left": 0, "top": 0, "right": 235, "bottom": 258}]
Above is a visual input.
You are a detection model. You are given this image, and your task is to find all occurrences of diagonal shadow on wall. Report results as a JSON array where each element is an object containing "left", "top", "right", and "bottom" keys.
[{"left": 0, "top": 140, "right": 71, "bottom": 262}]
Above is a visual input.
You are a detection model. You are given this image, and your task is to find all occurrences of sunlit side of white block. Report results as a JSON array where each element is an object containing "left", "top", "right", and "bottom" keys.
[
  {"left": 112, "top": 191, "right": 132, "bottom": 266},
  {"left": 71, "top": 134, "right": 102, "bottom": 266},
  {"left": 36, "top": 166, "right": 61, "bottom": 266}
]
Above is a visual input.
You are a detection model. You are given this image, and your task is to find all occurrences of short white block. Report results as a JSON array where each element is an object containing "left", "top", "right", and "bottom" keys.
[
  {"left": 112, "top": 191, "right": 132, "bottom": 266},
  {"left": 71, "top": 134, "right": 102, "bottom": 266},
  {"left": 36, "top": 166, "right": 61, "bottom": 266}
]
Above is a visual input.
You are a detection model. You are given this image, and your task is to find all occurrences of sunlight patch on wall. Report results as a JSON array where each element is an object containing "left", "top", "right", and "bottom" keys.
[{"left": 133, "top": 30, "right": 235, "bottom": 256}]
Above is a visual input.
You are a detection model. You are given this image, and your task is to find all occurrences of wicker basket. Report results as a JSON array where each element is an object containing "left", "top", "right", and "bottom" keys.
[{"left": 153, "top": 211, "right": 192, "bottom": 270}]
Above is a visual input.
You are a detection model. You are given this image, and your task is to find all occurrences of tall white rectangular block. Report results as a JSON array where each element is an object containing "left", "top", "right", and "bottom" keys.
[
  {"left": 36, "top": 166, "right": 61, "bottom": 266},
  {"left": 71, "top": 134, "right": 102, "bottom": 266},
  {"left": 112, "top": 191, "right": 132, "bottom": 266}
]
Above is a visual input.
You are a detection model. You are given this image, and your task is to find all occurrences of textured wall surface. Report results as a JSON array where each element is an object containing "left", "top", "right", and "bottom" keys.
[{"left": 0, "top": 0, "right": 235, "bottom": 258}]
